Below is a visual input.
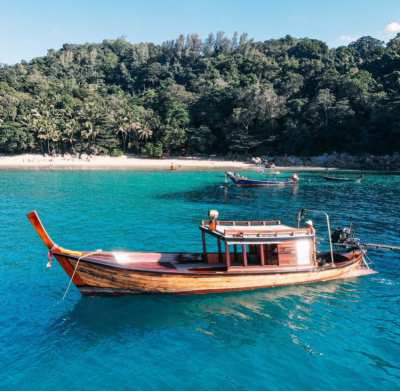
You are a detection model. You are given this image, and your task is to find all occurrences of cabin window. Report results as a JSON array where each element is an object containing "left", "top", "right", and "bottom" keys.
[
  {"left": 223, "top": 243, "right": 305, "bottom": 267},
  {"left": 296, "top": 240, "right": 311, "bottom": 265},
  {"left": 247, "top": 245, "right": 259, "bottom": 265},
  {"left": 228, "top": 244, "right": 274, "bottom": 266},
  {"left": 231, "top": 245, "right": 251, "bottom": 266},
  {"left": 265, "top": 244, "right": 278, "bottom": 265},
  {"left": 234, "top": 244, "right": 280, "bottom": 266}
]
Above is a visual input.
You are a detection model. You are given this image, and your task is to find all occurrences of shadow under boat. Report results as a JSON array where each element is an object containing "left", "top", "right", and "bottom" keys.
[
  {"left": 48, "top": 279, "right": 363, "bottom": 342},
  {"left": 158, "top": 181, "right": 300, "bottom": 205}
]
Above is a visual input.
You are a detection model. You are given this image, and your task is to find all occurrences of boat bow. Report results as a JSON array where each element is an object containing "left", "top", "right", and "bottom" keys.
[
  {"left": 27, "top": 211, "right": 58, "bottom": 250},
  {"left": 27, "top": 211, "right": 82, "bottom": 256}
]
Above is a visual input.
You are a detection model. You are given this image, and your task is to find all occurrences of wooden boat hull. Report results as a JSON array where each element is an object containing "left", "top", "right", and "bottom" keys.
[
  {"left": 54, "top": 252, "right": 374, "bottom": 295},
  {"left": 233, "top": 181, "right": 295, "bottom": 188},
  {"left": 226, "top": 171, "right": 296, "bottom": 187},
  {"left": 323, "top": 175, "right": 362, "bottom": 183}
]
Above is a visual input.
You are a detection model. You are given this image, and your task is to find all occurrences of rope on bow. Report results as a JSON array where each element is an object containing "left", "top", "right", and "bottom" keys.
[{"left": 62, "top": 251, "right": 101, "bottom": 300}]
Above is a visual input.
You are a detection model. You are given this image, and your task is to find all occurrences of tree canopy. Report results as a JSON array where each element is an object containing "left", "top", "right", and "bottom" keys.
[{"left": 0, "top": 32, "right": 399, "bottom": 157}]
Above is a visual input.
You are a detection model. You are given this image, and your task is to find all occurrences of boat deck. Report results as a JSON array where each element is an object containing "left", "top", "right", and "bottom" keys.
[{"left": 57, "top": 250, "right": 355, "bottom": 274}]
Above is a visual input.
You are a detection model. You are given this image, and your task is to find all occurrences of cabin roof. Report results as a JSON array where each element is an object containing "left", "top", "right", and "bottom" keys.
[
  {"left": 200, "top": 219, "right": 313, "bottom": 242},
  {"left": 215, "top": 223, "right": 292, "bottom": 235}
]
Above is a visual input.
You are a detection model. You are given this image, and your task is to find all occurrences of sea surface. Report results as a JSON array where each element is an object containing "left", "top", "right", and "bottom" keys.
[{"left": 0, "top": 170, "right": 399, "bottom": 390}]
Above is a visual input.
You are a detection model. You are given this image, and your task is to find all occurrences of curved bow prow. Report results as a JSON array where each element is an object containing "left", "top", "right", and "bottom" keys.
[{"left": 27, "top": 211, "right": 57, "bottom": 250}]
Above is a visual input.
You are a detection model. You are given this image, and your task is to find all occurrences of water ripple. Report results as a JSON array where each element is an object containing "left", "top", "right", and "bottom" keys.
[{"left": 0, "top": 171, "right": 399, "bottom": 390}]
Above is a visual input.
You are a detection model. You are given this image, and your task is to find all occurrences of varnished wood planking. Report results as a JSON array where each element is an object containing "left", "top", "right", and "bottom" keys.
[
  {"left": 56, "top": 254, "right": 373, "bottom": 295},
  {"left": 277, "top": 242, "right": 297, "bottom": 266}
]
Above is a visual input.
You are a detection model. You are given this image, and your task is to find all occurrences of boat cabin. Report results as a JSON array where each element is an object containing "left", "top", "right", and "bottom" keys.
[{"left": 200, "top": 211, "right": 316, "bottom": 270}]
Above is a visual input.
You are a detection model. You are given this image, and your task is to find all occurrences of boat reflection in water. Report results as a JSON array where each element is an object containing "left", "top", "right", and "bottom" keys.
[{"left": 49, "top": 279, "right": 363, "bottom": 350}]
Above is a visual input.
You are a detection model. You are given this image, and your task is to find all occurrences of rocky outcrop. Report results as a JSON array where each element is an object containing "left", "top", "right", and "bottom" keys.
[{"left": 264, "top": 153, "right": 400, "bottom": 170}]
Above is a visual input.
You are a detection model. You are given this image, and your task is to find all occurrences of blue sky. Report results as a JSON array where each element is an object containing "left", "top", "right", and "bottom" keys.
[{"left": 1, "top": 0, "right": 400, "bottom": 64}]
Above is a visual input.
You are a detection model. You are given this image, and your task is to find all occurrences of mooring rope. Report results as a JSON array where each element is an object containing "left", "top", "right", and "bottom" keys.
[
  {"left": 348, "top": 240, "right": 372, "bottom": 269},
  {"left": 360, "top": 246, "right": 373, "bottom": 269},
  {"left": 62, "top": 251, "right": 101, "bottom": 300},
  {"left": 349, "top": 239, "right": 372, "bottom": 269}
]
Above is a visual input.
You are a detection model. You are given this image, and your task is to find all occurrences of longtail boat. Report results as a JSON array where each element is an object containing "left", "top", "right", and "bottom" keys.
[
  {"left": 225, "top": 171, "right": 299, "bottom": 187},
  {"left": 27, "top": 209, "right": 375, "bottom": 296},
  {"left": 322, "top": 175, "right": 363, "bottom": 183}
]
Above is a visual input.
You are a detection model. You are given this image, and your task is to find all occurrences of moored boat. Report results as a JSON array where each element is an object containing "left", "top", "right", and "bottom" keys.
[
  {"left": 226, "top": 171, "right": 299, "bottom": 187},
  {"left": 27, "top": 209, "right": 375, "bottom": 296},
  {"left": 322, "top": 175, "right": 363, "bottom": 183}
]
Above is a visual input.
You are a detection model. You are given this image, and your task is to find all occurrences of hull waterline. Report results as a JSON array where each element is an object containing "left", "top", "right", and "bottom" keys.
[{"left": 55, "top": 252, "right": 375, "bottom": 296}]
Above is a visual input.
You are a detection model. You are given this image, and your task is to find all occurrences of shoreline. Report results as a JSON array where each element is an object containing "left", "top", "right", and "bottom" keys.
[
  {"left": 0, "top": 154, "right": 254, "bottom": 171},
  {"left": 0, "top": 154, "right": 398, "bottom": 172}
]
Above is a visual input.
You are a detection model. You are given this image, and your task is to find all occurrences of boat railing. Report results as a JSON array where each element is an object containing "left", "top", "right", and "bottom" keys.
[
  {"left": 223, "top": 228, "right": 313, "bottom": 238},
  {"left": 201, "top": 219, "right": 281, "bottom": 227}
]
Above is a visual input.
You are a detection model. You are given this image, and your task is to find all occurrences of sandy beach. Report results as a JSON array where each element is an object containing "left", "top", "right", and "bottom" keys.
[
  {"left": 0, "top": 154, "right": 341, "bottom": 171},
  {"left": 0, "top": 154, "right": 258, "bottom": 170}
]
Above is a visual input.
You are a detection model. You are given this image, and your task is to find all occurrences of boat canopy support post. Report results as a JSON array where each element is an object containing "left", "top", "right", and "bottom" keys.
[
  {"left": 325, "top": 213, "right": 334, "bottom": 265},
  {"left": 259, "top": 244, "right": 265, "bottom": 266},
  {"left": 201, "top": 230, "right": 207, "bottom": 262},
  {"left": 297, "top": 208, "right": 335, "bottom": 265},
  {"left": 242, "top": 245, "right": 248, "bottom": 266},
  {"left": 225, "top": 243, "right": 231, "bottom": 268}
]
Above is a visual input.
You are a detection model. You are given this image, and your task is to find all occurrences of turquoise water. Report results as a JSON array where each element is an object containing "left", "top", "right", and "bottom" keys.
[{"left": 1, "top": 170, "right": 399, "bottom": 390}]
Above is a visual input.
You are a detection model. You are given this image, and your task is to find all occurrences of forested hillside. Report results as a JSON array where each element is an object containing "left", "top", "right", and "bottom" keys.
[{"left": 0, "top": 32, "right": 399, "bottom": 157}]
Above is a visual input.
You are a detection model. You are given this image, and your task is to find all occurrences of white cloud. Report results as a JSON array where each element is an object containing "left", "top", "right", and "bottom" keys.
[
  {"left": 338, "top": 35, "right": 357, "bottom": 45},
  {"left": 385, "top": 21, "right": 400, "bottom": 33}
]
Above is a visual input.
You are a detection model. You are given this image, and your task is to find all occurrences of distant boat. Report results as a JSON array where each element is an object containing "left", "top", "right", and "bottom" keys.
[
  {"left": 225, "top": 171, "right": 299, "bottom": 187},
  {"left": 322, "top": 175, "right": 363, "bottom": 183}
]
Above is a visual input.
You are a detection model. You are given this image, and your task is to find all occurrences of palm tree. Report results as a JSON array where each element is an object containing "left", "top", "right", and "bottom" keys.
[{"left": 135, "top": 124, "right": 153, "bottom": 141}]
